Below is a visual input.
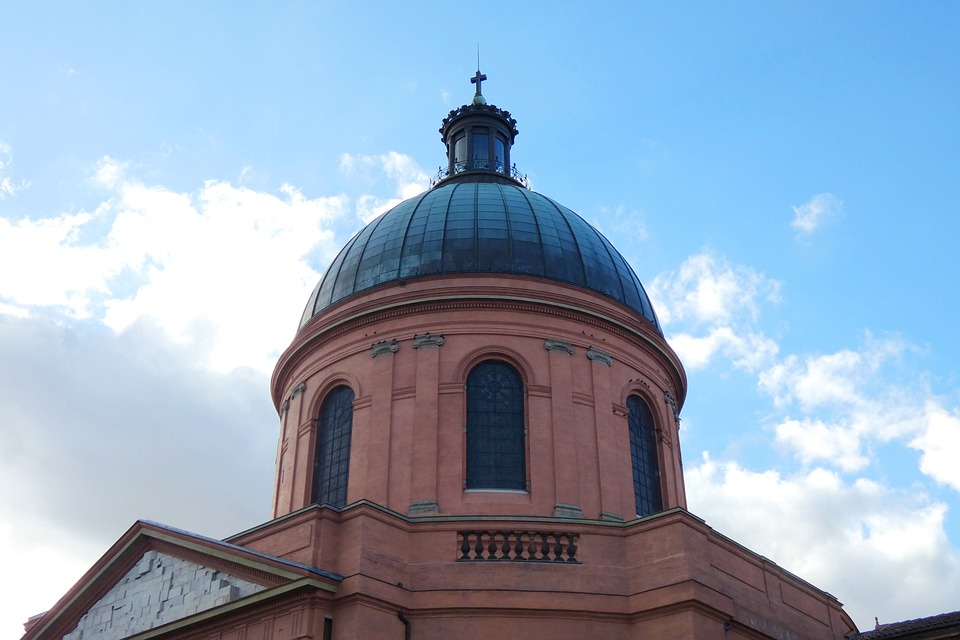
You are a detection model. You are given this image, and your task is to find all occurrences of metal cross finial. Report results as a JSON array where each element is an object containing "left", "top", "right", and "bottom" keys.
[{"left": 471, "top": 69, "right": 487, "bottom": 97}]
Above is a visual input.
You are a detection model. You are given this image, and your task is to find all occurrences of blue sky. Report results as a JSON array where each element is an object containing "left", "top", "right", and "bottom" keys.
[{"left": 2, "top": 2, "right": 959, "bottom": 636}]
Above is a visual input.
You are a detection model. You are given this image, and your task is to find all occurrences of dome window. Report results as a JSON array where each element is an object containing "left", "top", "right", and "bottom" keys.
[
  {"left": 453, "top": 134, "right": 467, "bottom": 172},
  {"left": 472, "top": 132, "right": 489, "bottom": 169},
  {"left": 465, "top": 360, "right": 527, "bottom": 491},
  {"left": 627, "top": 395, "right": 663, "bottom": 516},
  {"left": 312, "top": 385, "right": 355, "bottom": 508},
  {"left": 494, "top": 136, "right": 506, "bottom": 173}
]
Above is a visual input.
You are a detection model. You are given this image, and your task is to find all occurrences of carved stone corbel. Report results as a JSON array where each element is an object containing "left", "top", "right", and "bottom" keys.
[
  {"left": 586, "top": 346, "right": 613, "bottom": 366},
  {"left": 664, "top": 391, "right": 680, "bottom": 429},
  {"left": 544, "top": 339, "right": 574, "bottom": 355},
  {"left": 371, "top": 339, "right": 398, "bottom": 358},
  {"left": 413, "top": 332, "right": 445, "bottom": 349}
]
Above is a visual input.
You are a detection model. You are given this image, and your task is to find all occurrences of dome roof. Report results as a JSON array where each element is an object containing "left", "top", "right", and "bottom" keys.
[{"left": 300, "top": 181, "right": 661, "bottom": 333}]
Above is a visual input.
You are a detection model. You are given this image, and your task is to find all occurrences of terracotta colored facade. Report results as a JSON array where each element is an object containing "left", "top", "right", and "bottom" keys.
[
  {"left": 271, "top": 274, "right": 686, "bottom": 523},
  {"left": 22, "top": 77, "right": 861, "bottom": 640}
]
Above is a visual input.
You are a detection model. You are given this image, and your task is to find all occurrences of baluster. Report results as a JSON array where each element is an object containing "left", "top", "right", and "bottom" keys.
[
  {"left": 501, "top": 532, "right": 512, "bottom": 559},
  {"left": 487, "top": 532, "right": 498, "bottom": 560},
  {"left": 566, "top": 534, "right": 578, "bottom": 562},
  {"left": 527, "top": 533, "right": 537, "bottom": 560},
  {"left": 474, "top": 531, "right": 484, "bottom": 559},
  {"left": 514, "top": 532, "right": 525, "bottom": 560},
  {"left": 460, "top": 533, "right": 471, "bottom": 560},
  {"left": 540, "top": 533, "right": 550, "bottom": 560},
  {"left": 553, "top": 533, "right": 564, "bottom": 561}
]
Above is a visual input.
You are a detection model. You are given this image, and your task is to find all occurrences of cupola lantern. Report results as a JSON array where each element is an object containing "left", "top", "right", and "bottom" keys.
[{"left": 434, "top": 70, "right": 525, "bottom": 187}]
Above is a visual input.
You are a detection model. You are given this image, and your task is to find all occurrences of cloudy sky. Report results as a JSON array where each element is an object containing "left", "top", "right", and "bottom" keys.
[{"left": 2, "top": 2, "right": 959, "bottom": 636}]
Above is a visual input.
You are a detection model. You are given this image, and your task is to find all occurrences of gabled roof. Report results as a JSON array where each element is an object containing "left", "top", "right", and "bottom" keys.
[{"left": 22, "top": 520, "right": 341, "bottom": 640}]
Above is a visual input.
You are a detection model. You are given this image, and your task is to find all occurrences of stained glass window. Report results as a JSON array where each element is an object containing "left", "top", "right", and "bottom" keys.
[
  {"left": 313, "top": 385, "right": 354, "bottom": 508},
  {"left": 466, "top": 361, "right": 526, "bottom": 490},
  {"left": 627, "top": 395, "right": 663, "bottom": 516}
]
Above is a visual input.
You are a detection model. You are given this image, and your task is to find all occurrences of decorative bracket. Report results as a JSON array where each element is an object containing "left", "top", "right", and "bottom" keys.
[
  {"left": 370, "top": 339, "right": 398, "bottom": 358},
  {"left": 586, "top": 347, "right": 613, "bottom": 367},
  {"left": 281, "top": 381, "right": 307, "bottom": 415},
  {"left": 413, "top": 332, "right": 445, "bottom": 349},
  {"left": 291, "top": 381, "right": 306, "bottom": 399},
  {"left": 664, "top": 391, "right": 680, "bottom": 428},
  {"left": 544, "top": 339, "right": 574, "bottom": 355}
]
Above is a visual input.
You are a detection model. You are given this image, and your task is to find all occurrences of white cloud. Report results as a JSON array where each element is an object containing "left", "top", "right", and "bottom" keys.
[
  {"left": 649, "top": 252, "right": 781, "bottom": 371},
  {"left": 774, "top": 417, "right": 870, "bottom": 472},
  {"left": 686, "top": 456, "right": 960, "bottom": 628},
  {"left": 911, "top": 402, "right": 960, "bottom": 492},
  {"left": 0, "top": 152, "right": 434, "bottom": 637},
  {"left": 791, "top": 193, "right": 842, "bottom": 234},
  {"left": 651, "top": 252, "right": 781, "bottom": 327},
  {"left": 0, "top": 314, "right": 279, "bottom": 637},
  {"left": 93, "top": 155, "right": 127, "bottom": 189},
  {"left": 1, "top": 160, "right": 349, "bottom": 373},
  {"left": 0, "top": 207, "right": 116, "bottom": 318},
  {"left": 0, "top": 141, "right": 30, "bottom": 198},
  {"left": 339, "top": 151, "right": 429, "bottom": 223},
  {"left": 592, "top": 204, "right": 649, "bottom": 243},
  {"left": 757, "top": 335, "right": 931, "bottom": 471},
  {"left": 667, "top": 326, "right": 779, "bottom": 372}
]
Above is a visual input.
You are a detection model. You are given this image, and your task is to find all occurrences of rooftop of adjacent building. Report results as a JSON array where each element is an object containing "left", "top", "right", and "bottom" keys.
[{"left": 854, "top": 611, "right": 960, "bottom": 640}]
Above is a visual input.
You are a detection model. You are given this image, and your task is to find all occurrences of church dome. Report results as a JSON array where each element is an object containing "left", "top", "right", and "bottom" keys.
[{"left": 299, "top": 181, "right": 662, "bottom": 333}]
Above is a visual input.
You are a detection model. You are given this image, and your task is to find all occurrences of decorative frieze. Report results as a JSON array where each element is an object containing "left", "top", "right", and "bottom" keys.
[
  {"left": 413, "top": 332, "right": 445, "bottom": 349},
  {"left": 370, "top": 339, "right": 398, "bottom": 358},
  {"left": 544, "top": 338, "right": 574, "bottom": 355},
  {"left": 586, "top": 347, "right": 613, "bottom": 367}
]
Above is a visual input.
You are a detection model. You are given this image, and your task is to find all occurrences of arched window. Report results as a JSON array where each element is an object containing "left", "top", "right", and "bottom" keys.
[
  {"left": 466, "top": 360, "right": 526, "bottom": 490},
  {"left": 627, "top": 395, "right": 663, "bottom": 516},
  {"left": 453, "top": 133, "right": 467, "bottom": 170},
  {"left": 312, "top": 385, "right": 354, "bottom": 508},
  {"left": 472, "top": 132, "right": 489, "bottom": 169}
]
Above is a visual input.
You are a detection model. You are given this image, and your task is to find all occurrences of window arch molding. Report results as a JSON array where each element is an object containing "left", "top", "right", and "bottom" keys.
[
  {"left": 622, "top": 389, "right": 664, "bottom": 517},
  {"left": 304, "top": 371, "right": 362, "bottom": 420},
  {"left": 311, "top": 382, "right": 356, "bottom": 509},
  {"left": 454, "top": 345, "right": 536, "bottom": 387},
  {"left": 618, "top": 379, "right": 662, "bottom": 410},
  {"left": 463, "top": 358, "right": 528, "bottom": 491}
]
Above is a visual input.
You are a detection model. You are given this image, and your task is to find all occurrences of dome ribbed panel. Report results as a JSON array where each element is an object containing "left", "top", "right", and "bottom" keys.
[
  {"left": 354, "top": 192, "right": 427, "bottom": 292},
  {"left": 501, "top": 185, "right": 546, "bottom": 278},
  {"left": 399, "top": 185, "right": 454, "bottom": 279},
  {"left": 299, "top": 183, "right": 661, "bottom": 334},
  {"left": 441, "top": 183, "right": 478, "bottom": 272},
  {"left": 303, "top": 230, "right": 363, "bottom": 321}
]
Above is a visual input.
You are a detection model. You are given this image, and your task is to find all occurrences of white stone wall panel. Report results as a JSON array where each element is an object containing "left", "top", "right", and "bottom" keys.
[{"left": 62, "top": 551, "right": 266, "bottom": 640}]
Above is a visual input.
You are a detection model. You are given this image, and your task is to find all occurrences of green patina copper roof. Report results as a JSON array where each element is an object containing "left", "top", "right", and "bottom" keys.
[{"left": 300, "top": 181, "right": 661, "bottom": 334}]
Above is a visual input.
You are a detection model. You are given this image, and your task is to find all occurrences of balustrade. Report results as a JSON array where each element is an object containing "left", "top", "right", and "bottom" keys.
[{"left": 457, "top": 530, "right": 579, "bottom": 563}]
